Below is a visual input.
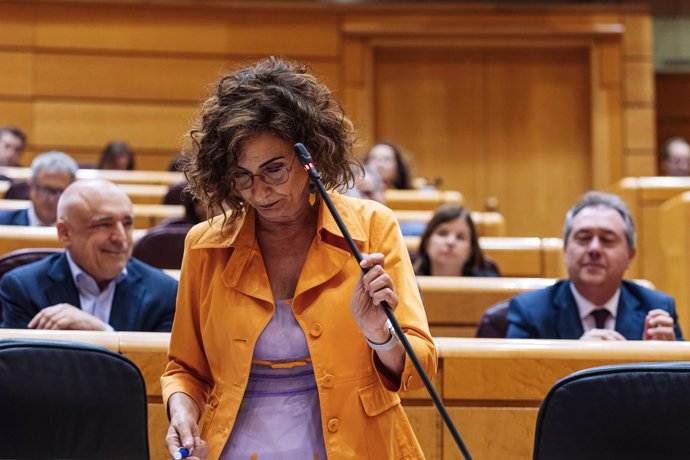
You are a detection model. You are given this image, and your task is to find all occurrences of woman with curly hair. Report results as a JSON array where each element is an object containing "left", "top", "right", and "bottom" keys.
[
  {"left": 414, "top": 205, "right": 501, "bottom": 277},
  {"left": 161, "top": 57, "right": 436, "bottom": 460}
]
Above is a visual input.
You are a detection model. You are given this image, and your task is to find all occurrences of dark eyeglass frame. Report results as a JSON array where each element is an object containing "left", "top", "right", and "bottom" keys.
[
  {"left": 32, "top": 183, "right": 66, "bottom": 199},
  {"left": 232, "top": 155, "right": 297, "bottom": 191}
]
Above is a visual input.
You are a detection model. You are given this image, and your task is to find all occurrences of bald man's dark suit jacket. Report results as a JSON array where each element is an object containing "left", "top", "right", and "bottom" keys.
[
  {"left": 0, "top": 209, "right": 29, "bottom": 226},
  {"left": 506, "top": 280, "right": 683, "bottom": 340},
  {"left": 0, "top": 252, "right": 177, "bottom": 331}
]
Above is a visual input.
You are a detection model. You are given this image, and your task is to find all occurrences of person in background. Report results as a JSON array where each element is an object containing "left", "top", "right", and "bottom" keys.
[
  {"left": 0, "top": 126, "right": 27, "bottom": 167},
  {"left": 506, "top": 191, "right": 682, "bottom": 341},
  {"left": 97, "top": 140, "right": 135, "bottom": 170},
  {"left": 0, "top": 179, "right": 178, "bottom": 331},
  {"left": 0, "top": 151, "right": 78, "bottom": 226},
  {"left": 364, "top": 142, "right": 413, "bottom": 190},
  {"left": 161, "top": 57, "right": 435, "bottom": 460},
  {"left": 660, "top": 137, "right": 690, "bottom": 177},
  {"left": 343, "top": 164, "right": 386, "bottom": 205},
  {"left": 414, "top": 204, "right": 500, "bottom": 277}
]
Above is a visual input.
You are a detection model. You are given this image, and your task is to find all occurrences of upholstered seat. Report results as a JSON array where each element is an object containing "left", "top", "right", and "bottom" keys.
[
  {"left": 534, "top": 362, "right": 690, "bottom": 460},
  {"left": 0, "top": 339, "right": 150, "bottom": 459},
  {"left": 475, "top": 300, "right": 509, "bottom": 338},
  {"left": 132, "top": 224, "right": 191, "bottom": 269}
]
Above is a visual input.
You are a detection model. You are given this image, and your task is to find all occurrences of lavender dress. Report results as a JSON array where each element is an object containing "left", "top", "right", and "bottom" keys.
[{"left": 220, "top": 299, "right": 328, "bottom": 460}]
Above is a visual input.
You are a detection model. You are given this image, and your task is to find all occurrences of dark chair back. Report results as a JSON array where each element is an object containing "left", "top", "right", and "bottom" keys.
[
  {"left": 475, "top": 300, "right": 509, "bottom": 338},
  {"left": 0, "top": 339, "right": 149, "bottom": 459},
  {"left": 132, "top": 225, "right": 191, "bottom": 269},
  {"left": 4, "top": 180, "right": 30, "bottom": 200},
  {"left": 163, "top": 181, "right": 186, "bottom": 205},
  {"left": 534, "top": 362, "right": 690, "bottom": 460},
  {"left": 0, "top": 248, "right": 63, "bottom": 322}
]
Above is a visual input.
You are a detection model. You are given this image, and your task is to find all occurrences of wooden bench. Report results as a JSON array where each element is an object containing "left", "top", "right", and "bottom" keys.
[
  {"left": 659, "top": 191, "right": 690, "bottom": 336},
  {"left": 0, "top": 200, "right": 184, "bottom": 229},
  {"left": 406, "top": 236, "right": 567, "bottom": 278},
  {"left": 0, "top": 180, "right": 170, "bottom": 205},
  {"left": 394, "top": 210, "right": 506, "bottom": 236},
  {"left": 1, "top": 330, "right": 686, "bottom": 460},
  {"left": 609, "top": 177, "right": 690, "bottom": 288},
  {"left": 417, "top": 276, "right": 653, "bottom": 338},
  {"left": 0, "top": 226, "right": 147, "bottom": 255},
  {"left": 384, "top": 189, "right": 463, "bottom": 211},
  {"left": 0, "top": 166, "right": 184, "bottom": 186}
]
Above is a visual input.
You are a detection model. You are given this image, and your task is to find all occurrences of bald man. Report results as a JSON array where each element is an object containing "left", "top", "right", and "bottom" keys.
[{"left": 0, "top": 180, "right": 178, "bottom": 331}]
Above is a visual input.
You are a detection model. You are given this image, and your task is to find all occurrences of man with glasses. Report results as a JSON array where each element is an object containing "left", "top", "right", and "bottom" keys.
[{"left": 0, "top": 151, "right": 77, "bottom": 226}]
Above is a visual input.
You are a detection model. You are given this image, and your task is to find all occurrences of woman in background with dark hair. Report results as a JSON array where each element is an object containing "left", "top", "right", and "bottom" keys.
[
  {"left": 97, "top": 140, "right": 135, "bottom": 170},
  {"left": 364, "top": 142, "right": 413, "bottom": 190},
  {"left": 414, "top": 204, "right": 500, "bottom": 277}
]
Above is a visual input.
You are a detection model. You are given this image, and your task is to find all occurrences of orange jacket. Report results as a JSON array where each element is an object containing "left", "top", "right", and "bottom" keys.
[{"left": 161, "top": 192, "right": 437, "bottom": 459}]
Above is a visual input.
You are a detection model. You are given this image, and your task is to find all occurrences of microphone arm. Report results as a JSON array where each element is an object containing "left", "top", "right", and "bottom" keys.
[{"left": 294, "top": 143, "right": 473, "bottom": 460}]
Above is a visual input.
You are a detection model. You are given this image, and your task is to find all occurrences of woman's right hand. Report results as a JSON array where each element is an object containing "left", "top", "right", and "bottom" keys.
[{"left": 166, "top": 392, "right": 209, "bottom": 459}]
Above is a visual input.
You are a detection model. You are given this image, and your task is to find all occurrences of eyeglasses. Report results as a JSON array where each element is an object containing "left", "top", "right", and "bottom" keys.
[
  {"left": 33, "top": 183, "right": 65, "bottom": 199},
  {"left": 231, "top": 155, "right": 297, "bottom": 191}
]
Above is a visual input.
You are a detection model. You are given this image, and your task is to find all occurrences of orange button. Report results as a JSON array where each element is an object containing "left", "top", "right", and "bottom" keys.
[
  {"left": 210, "top": 399, "right": 219, "bottom": 409},
  {"left": 327, "top": 418, "right": 340, "bottom": 433},
  {"left": 310, "top": 323, "right": 323, "bottom": 337},
  {"left": 322, "top": 373, "right": 335, "bottom": 388}
]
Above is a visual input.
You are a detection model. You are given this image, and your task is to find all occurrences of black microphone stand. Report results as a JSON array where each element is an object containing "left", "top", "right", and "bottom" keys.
[{"left": 294, "top": 143, "right": 473, "bottom": 460}]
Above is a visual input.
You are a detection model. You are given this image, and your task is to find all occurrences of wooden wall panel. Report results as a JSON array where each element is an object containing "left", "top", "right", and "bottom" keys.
[
  {"left": 32, "top": 54, "right": 340, "bottom": 103},
  {"left": 444, "top": 407, "right": 537, "bottom": 460},
  {"left": 373, "top": 48, "right": 484, "bottom": 198},
  {"left": 0, "top": 4, "right": 34, "bottom": 47},
  {"left": 33, "top": 101, "right": 197, "bottom": 150},
  {"left": 625, "top": 61, "right": 654, "bottom": 103},
  {"left": 625, "top": 106, "right": 656, "bottom": 149},
  {"left": 0, "top": 1, "right": 654, "bottom": 192},
  {"left": 484, "top": 48, "right": 591, "bottom": 236},
  {"left": 0, "top": 52, "right": 34, "bottom": 97},
  {"left": 0, "top": 101, "right": 33, "bottom": 139},
  {"left": 35, "top": 5, "right": 339, "bottom": 57},
  {"left": 33, "top": 54, "right": 233, "bottom": 102}
]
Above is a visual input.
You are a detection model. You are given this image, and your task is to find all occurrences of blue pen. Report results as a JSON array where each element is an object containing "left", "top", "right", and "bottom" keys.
[{"left": 173, "top": 447, "right": 191, "bottom": 459}]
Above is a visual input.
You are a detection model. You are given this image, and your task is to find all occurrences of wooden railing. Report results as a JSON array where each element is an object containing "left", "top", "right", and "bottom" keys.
[{"left": 0, "top": 330, "right": 685, "bottom": 460}]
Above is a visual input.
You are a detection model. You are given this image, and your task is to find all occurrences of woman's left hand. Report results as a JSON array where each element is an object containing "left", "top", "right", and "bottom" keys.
[{"left": 351, "top": 253, "right": 398, "bottom": 343}]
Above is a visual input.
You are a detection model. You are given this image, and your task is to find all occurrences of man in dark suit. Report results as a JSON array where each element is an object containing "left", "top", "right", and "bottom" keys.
[
  {"left": 0, "top": 179, "right": 177, "bottom": 332},
  {"left": 0, "top": 151, "right": 78, "bottom": 227},
  {"left": 507, "top": 191, "right": 682, "bottom": 341}
]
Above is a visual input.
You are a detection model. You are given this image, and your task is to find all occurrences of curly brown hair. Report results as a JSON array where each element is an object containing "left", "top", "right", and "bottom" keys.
[{"left": 184, "top": 57, "right": 358, "bottom": 225}]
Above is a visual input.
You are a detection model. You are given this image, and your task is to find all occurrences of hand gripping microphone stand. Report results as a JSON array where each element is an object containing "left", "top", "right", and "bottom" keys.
[{"left": 294, "top": 143, "right": 473, "bottom": 460}]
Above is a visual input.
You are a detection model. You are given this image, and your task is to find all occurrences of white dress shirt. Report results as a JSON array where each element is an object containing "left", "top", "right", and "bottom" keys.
[
  {"left": 65, "top": 251, "right": 127, "bottom": 332},
  {"left": 570, "top": 282, "right": 620, "bottom": 332}
]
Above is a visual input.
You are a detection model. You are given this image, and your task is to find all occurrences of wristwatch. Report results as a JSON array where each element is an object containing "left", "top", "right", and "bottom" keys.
[{"left": 365, "top": 320, "right": 400, "bottom": 351}]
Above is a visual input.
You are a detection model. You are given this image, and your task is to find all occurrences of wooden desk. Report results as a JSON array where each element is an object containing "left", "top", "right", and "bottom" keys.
[
  {"left": 419, "top": 276, "right": 653, "bottom": 338},
  {"left": 0, "top": 226, "right": 147, "bottom": 255},
  {"left": 117, "top": 183, "right": 169, "bottom": 204},
  {"left": 659, "top": 191, "right": 690, "bottom": 336},
  {"left": 0, "top": 331, "right": 686, "bottom": 460},
  {"left": 0, "top": 167, "right": 184, "bottom": 186},
  {"left": 406, "top": 236, "right": 567, "bottom": 278},
  {"left": 384, "top": 189, "right": 463, "bottom": 211},
  {"left": 0, "top": 200, "right": 183, "bottom": 229},
  {"left": 609, "top": 177, "right": 690, "bottom": 288},
  {"left": 395, "top": 210, "right": 507, "bottom": 237}
]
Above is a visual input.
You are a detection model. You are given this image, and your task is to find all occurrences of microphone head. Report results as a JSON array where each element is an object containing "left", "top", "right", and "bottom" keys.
[{"left": 293, "top": 143, "right": 313, "bottom": 167}]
